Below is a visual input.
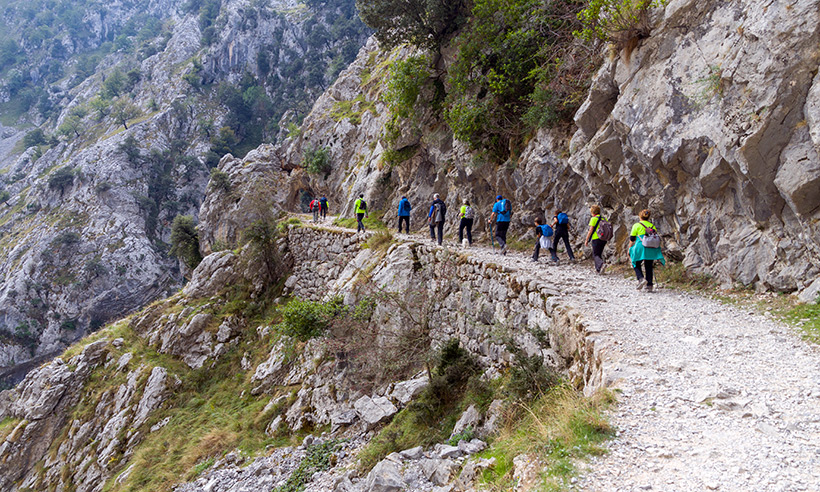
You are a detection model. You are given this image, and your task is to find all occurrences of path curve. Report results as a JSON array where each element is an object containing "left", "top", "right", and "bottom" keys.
[{"left": 311, "top": 217, "right": 820, "bottom": 491}]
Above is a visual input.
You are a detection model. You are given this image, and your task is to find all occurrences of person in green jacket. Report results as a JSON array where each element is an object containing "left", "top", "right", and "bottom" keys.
[
  {"left": 629, "top": 209, "right": 665, "bottom": 293},
  {"left": 354, "top": 194, "right": 368, "bottom": 233}
]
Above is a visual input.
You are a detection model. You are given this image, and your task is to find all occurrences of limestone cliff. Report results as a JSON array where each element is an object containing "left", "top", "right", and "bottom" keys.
[
  {"left": 0, "top": 0, "right": 369, "bottom": 379},
  {"left": 223, "top": 0, "right": 820, "bottom": 301}
]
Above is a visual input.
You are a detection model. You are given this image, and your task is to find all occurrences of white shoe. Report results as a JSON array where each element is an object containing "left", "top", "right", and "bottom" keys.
[{"left": 636, "top": 278, "right": 646, "bottom": 291}]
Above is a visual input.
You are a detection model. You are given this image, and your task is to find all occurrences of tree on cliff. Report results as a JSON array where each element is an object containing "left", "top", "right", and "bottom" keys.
[
  {"left": 111, "top": 99, "right": 141, "bottom": 130},
  {"left": 355, "top": 0, "right": 470, "bottom": 50},
  {"left": 170, "top": 215, "right": 203, "bottom": 270}
]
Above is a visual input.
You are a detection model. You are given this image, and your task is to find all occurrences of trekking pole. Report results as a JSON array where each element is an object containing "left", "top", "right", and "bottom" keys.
[{"left": 490, "top": 220, "right": 495, "bottom": 250}]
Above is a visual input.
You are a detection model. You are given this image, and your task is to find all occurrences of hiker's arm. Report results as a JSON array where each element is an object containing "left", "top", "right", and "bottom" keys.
[{"left": 584, "top": 224, "right": 594, "bottom": 246}]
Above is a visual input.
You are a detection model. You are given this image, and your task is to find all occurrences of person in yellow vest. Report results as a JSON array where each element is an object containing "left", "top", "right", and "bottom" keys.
[
  {"left": 354, "top": 194, "right": 368, "bottom": 233},
  {"left": 458, "top": 199, "right": 474, "bottom": 246},
  {"left": 584, "top": 205, "right": 610, "bottom": 274},
  {"left": 629, "top": 209, "right": 665, "bottom": 292}
]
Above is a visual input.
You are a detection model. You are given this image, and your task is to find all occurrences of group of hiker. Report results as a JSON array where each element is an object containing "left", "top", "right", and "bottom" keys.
[
  {"left": 332, "top": 191, "right": 665, "bottom": 292},
  {"left": 308, "top": 196, "right": 330, "bottom": 223},
  {"left": 388, "top": 194, "right": 664, "bottom": 292}
]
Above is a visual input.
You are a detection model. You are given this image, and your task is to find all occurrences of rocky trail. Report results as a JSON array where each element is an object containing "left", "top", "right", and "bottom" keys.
[{"left": 320, "top": 216, "right": 820, "bottom": 491}]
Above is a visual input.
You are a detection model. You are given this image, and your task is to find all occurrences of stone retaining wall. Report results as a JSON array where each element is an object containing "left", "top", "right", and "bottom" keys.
[{"left": 283, "top": 225, "right": 606, "bottom": 393}]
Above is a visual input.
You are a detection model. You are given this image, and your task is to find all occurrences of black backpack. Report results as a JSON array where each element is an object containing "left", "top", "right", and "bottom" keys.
[
  {"left": 320, "top": 197, "right": 328, "bottom": 207},
  {"left": 502, "top": 199, "right": 511, "bottom": 217}
]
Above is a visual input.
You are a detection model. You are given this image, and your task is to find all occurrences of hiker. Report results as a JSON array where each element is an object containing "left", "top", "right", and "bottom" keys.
[
  {"left": 319, "top": 195, "right": 329, "bottom": 221},
  {"left": 309, "top": 197, "right": 321, "bottom": 223},
  {"left": 584, "top": 205, "right": 612, "bottom": 274},
  {"left": 397, "top": 196, "right": 412, "bottom": 233},
  {"left": 629, "top": 209, "right": 666, "bottom": 293},
  {"left": 428, "top": 193, "right": 447, "bottom": 245},
  {"left": 549, "top": 208, "right": 575, "bottom": 264},
  {"left": 458, "top": 199, "right": 474, "bottom": 246},
  {"left": 488, "top": 195, "right": 511, "bottom": 255},
  {"left": 532, "top": 218, "right": 553, "bottom": 262},
  {"left": 354, "top": 194, "right": 368, "bottom": 233}
]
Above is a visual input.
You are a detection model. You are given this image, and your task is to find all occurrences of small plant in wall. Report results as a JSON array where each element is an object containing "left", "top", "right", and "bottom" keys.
[{"left": 575, "top": 0, "right": 668, "bottom": 58}]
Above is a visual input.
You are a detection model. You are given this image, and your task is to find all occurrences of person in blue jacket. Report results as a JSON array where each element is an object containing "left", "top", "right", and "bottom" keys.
[
  {"left": 397, "top": 196, "right": 412, "bottom": 233},
  {"left": 549, "top": 207, "right": 575, "bottom": 264},
  {"left": 488, "top": 195, "right": 511, "bottom": 255},
  {"left": 629, "top": 208, "right": 665, "bottom": 293}
]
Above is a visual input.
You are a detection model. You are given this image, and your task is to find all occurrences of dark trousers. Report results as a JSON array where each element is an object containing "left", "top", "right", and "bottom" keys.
[
  {"left": 495, "top": 221, "right": 509, "bottom": 247},
  {"left": 459, "top": 218, "right": 473, "bottom": 244},
  {"left": 429, "top": 220, "right": 444, "bottom": 244},
  {"left": 398, "top": 215, "right": 410, "bottom": 233},
  {"left": 312, "top": 209, "right": 319, "bottom": 222},
  {"left": 532, "top": 240, "right": 542, "bottom": 260},
  {"left": 320, "top": 207, "right": 327, "bottom": 219},
  {"left": 551, "top": 229, "right": 574, "bottom": 260},
  {"left": 356, "top": 213, "right": 365, "bottom": 232},
  {"left": 592, "top": 239, "right": 606, "bottom": 272},
  {"left": 634, "top": 260, "right": 654, "bottom": 286}
]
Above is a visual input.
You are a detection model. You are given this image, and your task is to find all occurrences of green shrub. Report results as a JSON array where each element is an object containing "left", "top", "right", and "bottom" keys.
[
  {"left": 275, "top": 297, "right": 344, "bottom": 341},
  {"left": 575, "top": 0, "right": 667, "bottom": 46},
  {"left": 209, "top": 167, "right": 231, "bottom": 192},
  {"left": 273, "top": 440, "right": 341, "bottom": 492},
  {"left": 170, "top": 215, "right": 202, "bottom": 270},
  {"left": 48, "top": 167, "right": 75, "bottom": 194},
  {"left": 443, "top": 0, "right": 592, "bottom": 157},
  {"left": 508, "top": 353, "right": 561, "bottom": 400},
  {"left": 302, "top": 145, "right": 331, "bottom": 175}
]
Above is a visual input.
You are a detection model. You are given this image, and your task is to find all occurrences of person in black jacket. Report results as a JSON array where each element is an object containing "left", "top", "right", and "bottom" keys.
[
  {"left": 550, "top": 208, "right": 575, "bottom": 264},
  {"left": 428, "top": 193, "right": 447, "bottom": 245}
]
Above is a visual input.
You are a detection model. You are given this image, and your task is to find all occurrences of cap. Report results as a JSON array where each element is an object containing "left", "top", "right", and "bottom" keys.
[{"left": 496, "top": 195, "right": 502, "bottom": 200}]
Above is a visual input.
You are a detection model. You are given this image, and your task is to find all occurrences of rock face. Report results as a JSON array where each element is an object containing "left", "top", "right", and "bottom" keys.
[
  {"left": 254, "top": 0, "right": 820, "bottom": 298},
  {"left": 569, "top": 0, "right": 820, "bottom": 293},
  {"left": 0, "top": 0, "right": 369, "bottom": 379}
]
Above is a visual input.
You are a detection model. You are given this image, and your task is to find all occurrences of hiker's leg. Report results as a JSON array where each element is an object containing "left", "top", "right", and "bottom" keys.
[
  {"left": 429, "top": 222, "right": 436, "bottom": 240},
  {"left": 495, "top": 222, "right": 508, "bottom": 248},
  {"left": 436, "top": 221, "right": 444, "bottom": 245},
  {"left": 458, "top": 219, "right": 465, "bottom": 243},
  {"left": 357, "top": 213, "right": 365, "bottom": 232},
  {"left": 466, "top": 219, "right": 473, "bottom": 244},
  {"left": 634, "top": 260, "right": 645, "bottom": 281},
  {"left": 645, "top": 260, "right": 654, "bottom": 286},
  {"left": 564, "top": 234, "right": 575, "bottom": 260},
  {"left": 592, "top": 239, "right": 605, "bottom": 272},
  {"left": 532, "top": 240, "right": 540, "bottom": 260}
]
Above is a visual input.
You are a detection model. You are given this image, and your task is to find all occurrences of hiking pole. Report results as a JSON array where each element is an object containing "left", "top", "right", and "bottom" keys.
[{"left": 489, "top": 220, "right": 495, "bottom": 250}]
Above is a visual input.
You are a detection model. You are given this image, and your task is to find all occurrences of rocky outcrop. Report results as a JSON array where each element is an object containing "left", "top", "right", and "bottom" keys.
[
  {"left": 0, "top": 0, "right": 369, "bottom": 379},
  {"left": 569, "top": 0, "right": 820, "bottom": 294}
]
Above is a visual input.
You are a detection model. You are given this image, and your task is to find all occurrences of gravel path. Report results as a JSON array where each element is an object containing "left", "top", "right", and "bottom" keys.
[
  {"left": 399, "top": 228, "right": 820, "bottom": 492},
  {"left": 316, "top": 218, "right": 820, "bottom": 491}
]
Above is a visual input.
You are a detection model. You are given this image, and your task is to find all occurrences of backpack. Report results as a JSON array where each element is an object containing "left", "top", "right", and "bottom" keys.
[
  {"left": 320, "top": 197, "right": 328, "bottom": 208},
  {"left": 464, "top": 206, "right": 475, "bottom": 219},
  {"left": 557, "top": 212, "right": 569, "bottom": 225},
  {"left": 359, "top": 199, "right": 367, "bottom": 211},
  {"left": 640, "top": 221, "right": 661, "bottom": 249},
  {"left": 593, "top": 217, "right": 613, "bottom": 242},
  {"left": 433, "top": 202, "right": 444, "bottom": 222},
  {"left": 538, "top": 224, "right": 553, "bottom": 237},
  {"left": 502, "top": 199, "right": 511, "bottom": 217},
  {"left": 310, "top": 200, "right": 319, "bottom": 210}
]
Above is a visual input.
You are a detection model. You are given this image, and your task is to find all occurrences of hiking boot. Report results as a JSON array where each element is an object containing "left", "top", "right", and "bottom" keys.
[
  {"left": 636, "top": 278, "right": 646, "bottom": 291},
  {"left": 646, "top": 284, "right": 654, "bottom": 293},
  {"left": 501, "top": 245, "right": 508, "bottom": 255},
  {"left": 531, "top": 258, "right": 538, "bottom": 263},
  {"left": 599, "top": 264, "right": 607, "bottom": 275},
  {"left": 552, "top": 258, "right": 559, "bottom": 266}
]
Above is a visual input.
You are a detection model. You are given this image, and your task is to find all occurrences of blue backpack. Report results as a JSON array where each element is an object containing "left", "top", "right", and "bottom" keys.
[
  {"left": 557, "top": 212, "right": 569, "bottom": 225},
  {"left": 539, "top": 224, "right": 554, "bottom": 237}
]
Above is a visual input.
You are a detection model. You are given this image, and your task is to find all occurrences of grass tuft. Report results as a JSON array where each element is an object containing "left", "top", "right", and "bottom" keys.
[{"left": 479, "top": 385, "right": 614, "bottom": 491}]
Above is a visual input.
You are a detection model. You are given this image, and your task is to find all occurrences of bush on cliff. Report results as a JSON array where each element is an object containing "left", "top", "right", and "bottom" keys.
[{"left": 170, "top": 215, "right": 202, "bottom": 270}]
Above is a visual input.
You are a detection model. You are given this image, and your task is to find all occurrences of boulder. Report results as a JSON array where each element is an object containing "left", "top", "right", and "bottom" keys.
[
  {"left": 353, "top": 395, "right": 397, "bottom": 429},
  {"left": 364, "top": 458, "right": 406, "bottom": 492}
]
